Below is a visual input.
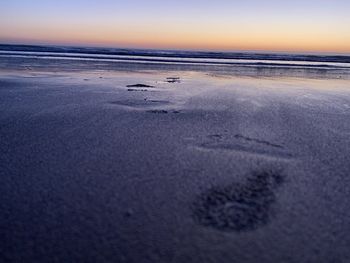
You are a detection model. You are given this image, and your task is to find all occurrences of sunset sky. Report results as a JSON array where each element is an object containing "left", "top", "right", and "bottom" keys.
[{"left": 1, "top": 0, "right": 350, "bottom": 53}]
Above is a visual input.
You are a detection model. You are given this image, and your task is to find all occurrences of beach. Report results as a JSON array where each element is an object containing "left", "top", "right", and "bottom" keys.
[{"left": 1, "top": 53, "right": 350, "bottom": 262}]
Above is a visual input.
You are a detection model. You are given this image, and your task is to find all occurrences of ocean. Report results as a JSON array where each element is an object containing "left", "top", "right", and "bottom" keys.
[{"left": 1, "top": 44, "right": 350, "bottom": 76}]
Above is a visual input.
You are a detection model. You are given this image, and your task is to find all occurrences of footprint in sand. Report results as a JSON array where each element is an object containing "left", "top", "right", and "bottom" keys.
[
  {"left": 192, "top": 169, "right": 285, "bottom": 232},
  {"left": 109, "top": 99, "right": 182, "bottom": 114}
]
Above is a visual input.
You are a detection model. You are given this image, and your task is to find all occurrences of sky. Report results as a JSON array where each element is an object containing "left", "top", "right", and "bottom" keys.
[{"left": 1, "top": 0, "right": 350, "bottom": 53}]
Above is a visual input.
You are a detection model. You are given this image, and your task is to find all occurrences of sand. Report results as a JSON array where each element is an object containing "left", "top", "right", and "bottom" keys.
[{"left": 1, "top": 59, "right": 350, "bottom": 262}]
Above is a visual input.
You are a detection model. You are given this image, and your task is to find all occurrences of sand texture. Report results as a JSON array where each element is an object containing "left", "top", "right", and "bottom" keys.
[{"left": 1, "top": 58, "right": 350, "bottom": 262}]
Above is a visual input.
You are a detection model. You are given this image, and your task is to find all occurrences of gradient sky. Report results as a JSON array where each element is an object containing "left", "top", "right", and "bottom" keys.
[{"left": 1, "top": 0, "right": 350, "bottom": 53}]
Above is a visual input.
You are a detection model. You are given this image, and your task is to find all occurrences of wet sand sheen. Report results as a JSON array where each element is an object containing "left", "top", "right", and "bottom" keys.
[{"left": 1, "top": 65, "right": 350, "bottom": 262}]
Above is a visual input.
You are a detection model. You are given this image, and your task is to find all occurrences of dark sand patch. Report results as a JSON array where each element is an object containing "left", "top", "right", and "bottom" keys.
[
  {"left": 127, "top": 88, "right": 148, "bottom": 92},
  {"left": 126, "top": 83, "right": 154, "bottom": 88},
  {"left": 166, "top": 77, "right": 181, "bottom": 83},
  {"left": 109, "top": 99, "right": 170, "bottom": 108},
  {"left": 192, "top": 169, "right": 284, "bottom": 232},
  {"left": 144, "top": 99, "right": 170, "bottom": 103},
  {"left": 147, "top": 110, "right": 169, "bottom": 114},
  {"left": 146, "top": 109, "right": 181, "bottom": 114}
]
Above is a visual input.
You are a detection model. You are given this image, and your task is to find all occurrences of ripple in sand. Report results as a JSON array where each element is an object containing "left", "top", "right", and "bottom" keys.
[
  {"left": 192, "top": 169, "right": 284, "bottom": 232},
  {"left": 192, "top": 133, "right": 291, "bottom": 160},
  {"left": 234, "top": 134, "right": 284, "bottom": 149}
]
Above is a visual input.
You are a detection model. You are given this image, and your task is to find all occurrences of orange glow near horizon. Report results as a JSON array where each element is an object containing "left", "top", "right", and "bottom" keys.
[
  {"left": 1, "top": 0, "right": 350, "bottom": 54},
  {"left": 2, "top": 27, "right": 349, "bottom": 54}
]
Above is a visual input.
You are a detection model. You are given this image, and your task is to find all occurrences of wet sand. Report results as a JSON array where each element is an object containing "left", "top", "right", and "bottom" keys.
[{"left": 1, "top": 63, "right": 350, "bottom": 262}]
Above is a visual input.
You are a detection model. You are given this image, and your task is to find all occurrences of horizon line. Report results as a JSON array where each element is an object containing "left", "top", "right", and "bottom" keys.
[{"left": 1, "top": 41, "right": 350, "bottom": 56}]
